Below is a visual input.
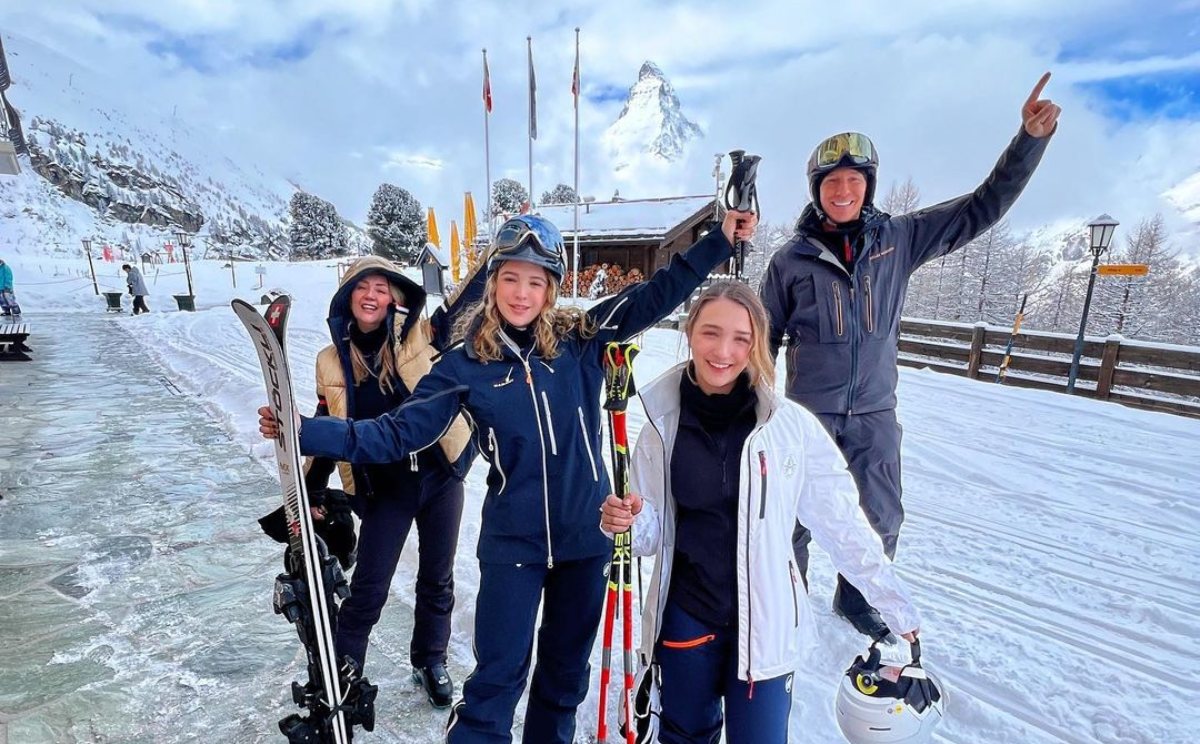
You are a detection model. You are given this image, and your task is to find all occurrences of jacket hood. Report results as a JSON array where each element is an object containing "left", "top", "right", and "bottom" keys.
[{"left": 327, "top": 255, "right": 426, "bottom": 343}]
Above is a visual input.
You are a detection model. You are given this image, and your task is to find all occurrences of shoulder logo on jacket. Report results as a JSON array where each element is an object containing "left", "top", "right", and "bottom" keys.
[
  {"left": 869, "top": 246, "right": 896, "bottom": 262},
  {"left": 783, "top": 455, "right": 798, "bottom": 479}
]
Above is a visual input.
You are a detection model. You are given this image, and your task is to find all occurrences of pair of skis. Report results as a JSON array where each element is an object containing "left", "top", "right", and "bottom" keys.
[
  {"left": 598, "top": 342, "right": 640, "bottom": 744},
  {"left": 234, "top": 296, "right": 377, "bottom": 743}
]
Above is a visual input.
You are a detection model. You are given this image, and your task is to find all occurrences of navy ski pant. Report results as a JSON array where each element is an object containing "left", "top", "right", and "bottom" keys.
[
  {"left": 793, "top": 409, "right": 903, "bottom": 615},
  {"left": 655, "top": 602, "right": 793, "bottom": 744},
  {"left": 446, "top": 555, "right": 607, "bottom": 744},
  {"left": 336, "top": 467, "right": 464, "bottom": 671}
]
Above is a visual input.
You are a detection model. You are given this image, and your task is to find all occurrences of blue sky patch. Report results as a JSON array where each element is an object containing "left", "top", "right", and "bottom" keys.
[
  {"left": 1080, "top": 70, "right": 1200, "bottom": 121},
  {"left": 589, "top": 83, "right": 629, "bottom": 104},
  {"left": 100, "top": 12, "right": 329, "bottom": 73}
]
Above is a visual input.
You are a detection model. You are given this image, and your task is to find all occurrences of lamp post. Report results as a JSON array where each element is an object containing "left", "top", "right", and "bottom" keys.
[
  {"left": 1065, "top": 214, "right": 1119, "bottom": 394},
  {"left": 82, "top": 237, "right": 98, "bottom": 295},
  {"left": 174, "top": 230, "right": 195, "bottom": 299}
]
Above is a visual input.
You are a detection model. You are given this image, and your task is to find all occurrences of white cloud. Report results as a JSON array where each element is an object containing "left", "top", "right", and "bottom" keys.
[{"left": 379, "top": 149, "right": 445, "bottom": 171}]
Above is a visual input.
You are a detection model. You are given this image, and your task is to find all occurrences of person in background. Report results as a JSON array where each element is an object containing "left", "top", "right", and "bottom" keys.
[
  {"left": 122, "top": 263, "right": 150, "bottom": 314},
  {"left": 260, "top": 210, "right": 754, "bottom": 744},
  {"left": 759, "top": 73, "right": 1060, "bottom": 640},
  {"left": 0, "top": 257, "right": 21, "bottom": 317},
  {"left": 600, "top": 281, "right": 921, "bottom": 744}
]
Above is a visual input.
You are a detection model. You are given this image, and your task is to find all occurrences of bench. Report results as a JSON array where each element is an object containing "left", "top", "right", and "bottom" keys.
[{"left": 0, "top": 322, "right": 32, "bottom": 361}]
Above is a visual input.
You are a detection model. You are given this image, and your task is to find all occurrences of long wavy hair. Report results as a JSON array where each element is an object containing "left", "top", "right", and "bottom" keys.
[
  {"left": 683, "top": 280, "right": 776, "bottom": 389},
  {"left": 454, "top": 265, "right": 595, "bottom": 362},
  {"left": 347, "top": 281, "right": 406, "bottom": 394}
]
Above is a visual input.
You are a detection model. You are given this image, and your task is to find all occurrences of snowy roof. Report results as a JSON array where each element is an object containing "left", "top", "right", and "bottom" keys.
[
  {"left": 532, "top": 195, "right": 715, "bottom": 244},
  {"left": 418, "top": 242, "right": 450, "bottom": 267}
]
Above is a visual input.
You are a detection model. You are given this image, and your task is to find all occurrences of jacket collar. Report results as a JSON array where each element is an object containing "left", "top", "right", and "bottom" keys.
[{"left": 639, "top": 362, "right": 779, "bottom": 434}]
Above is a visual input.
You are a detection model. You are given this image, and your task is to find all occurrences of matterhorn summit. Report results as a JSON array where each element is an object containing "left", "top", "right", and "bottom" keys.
[{"left": 603, "top": 61, "right": 702, "bottom": 172}]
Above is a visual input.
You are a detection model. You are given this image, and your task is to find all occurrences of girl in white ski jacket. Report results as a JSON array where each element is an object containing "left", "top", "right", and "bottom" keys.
[{"left": 601, "top": 281, "right": 922, "bottom": 744}]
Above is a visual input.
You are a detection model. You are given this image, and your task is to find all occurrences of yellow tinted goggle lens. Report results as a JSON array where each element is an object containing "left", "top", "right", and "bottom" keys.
[{"left": 816, "top": 133, "right": 874, "bottom": 168}]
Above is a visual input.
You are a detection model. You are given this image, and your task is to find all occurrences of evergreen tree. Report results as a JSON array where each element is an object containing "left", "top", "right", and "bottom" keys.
[
  {"left": 492, "top": 178, "right": 528, "bottom": 217},
  {"left": 367, "top": 183, "right": 425, "bottom": 264},
  {"left": 540, "top": 183, "right": 579, "bottom": 205},
  {"left": 289, "top": 191, "right": 349, "bottom": 260}
]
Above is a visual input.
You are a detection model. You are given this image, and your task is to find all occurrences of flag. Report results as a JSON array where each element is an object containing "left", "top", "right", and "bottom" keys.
[
  {"left": 482, "top": 54, "right": 492, "bottom": 114},
  {"left": 571, "top": 40, "right": 580, "bottom": 109},
  {"left": 464, "top": 192, "right": 478, "bottom": 261},
  {"left": 527, "top": 38, "right": 537, "bottom": 140},
  {"left": 450, "top": 220, "right": 461, "bottom": 282},
  {"left": 427, "top": 207, "right": 440, "bottom": 248}
]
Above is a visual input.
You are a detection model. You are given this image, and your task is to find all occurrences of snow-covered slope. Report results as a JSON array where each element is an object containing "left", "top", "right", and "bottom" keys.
[{"left": 0, "top": 31, "right": 291, "bottom": 259}]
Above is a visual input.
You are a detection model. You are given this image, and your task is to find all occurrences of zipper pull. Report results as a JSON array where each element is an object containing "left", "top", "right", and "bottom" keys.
[{"left": 747, "top": 673, "right": 755, "bottom": 700}]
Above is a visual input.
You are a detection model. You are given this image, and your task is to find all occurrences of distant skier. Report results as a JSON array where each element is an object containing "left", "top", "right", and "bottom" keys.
[
  {"left": 760, "top": 72, "right": 1061, "bottom": 641},
  {"left": 122, "top": 264, "right": 149, "bottom": 314},
  {"left": 0, "top": 257, "right": 21, "bottom": 317}
]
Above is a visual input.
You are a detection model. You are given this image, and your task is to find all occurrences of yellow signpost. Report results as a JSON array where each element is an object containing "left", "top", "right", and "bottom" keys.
[{"left": 1097, "top": 264, "right": 1149, "bottom": 277}]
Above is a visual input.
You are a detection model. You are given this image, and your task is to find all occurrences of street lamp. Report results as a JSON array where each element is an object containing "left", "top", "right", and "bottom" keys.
[
  {"left": 1066, "top": 214, "right": 1119, "bottom": 394},
  {"left": 81, "top": 237, "right": 98, "bottom": 295},
  {"left": 174, "top": 229, "right": 196, "bottom": 300}
]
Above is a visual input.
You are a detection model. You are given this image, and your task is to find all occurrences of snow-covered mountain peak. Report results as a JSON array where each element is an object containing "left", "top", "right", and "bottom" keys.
[
  {"left": 637, "top": 61, "right": 666, "bottom": 81},
  {"left": 603, "top": 60, "right": 702, "bottom": 172}
]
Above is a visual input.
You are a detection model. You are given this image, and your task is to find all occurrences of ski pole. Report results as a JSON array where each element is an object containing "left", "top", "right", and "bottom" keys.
[
  {"left": 996, "top": 293, "right": 1028, "bottom": 384},
  {"left": 722, "top": 149, "right": 761, "bottom": 281},
  {"left": 598, "top": 341, "right": 639, "bottom": 744}
]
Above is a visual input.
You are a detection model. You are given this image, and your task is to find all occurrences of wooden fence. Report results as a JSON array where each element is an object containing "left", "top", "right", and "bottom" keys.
[{"left": 898, "top": 318, "right": 1200, "bottom": 419}]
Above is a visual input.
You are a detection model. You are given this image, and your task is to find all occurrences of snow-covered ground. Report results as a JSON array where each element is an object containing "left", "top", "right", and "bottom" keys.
[{"left": 2, "top": 256, "right": 1197, "bottom": 743}]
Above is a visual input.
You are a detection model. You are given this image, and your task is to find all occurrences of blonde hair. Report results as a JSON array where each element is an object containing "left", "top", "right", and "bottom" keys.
[
  {"left": 347, "top": 281, "right": 406, "bottom": 394},
  {"left": 683, "top": 281, "right": 776, "bottom": 389},
  {"left": 454, "top": 266, "right": 595, "bottom": 362}
]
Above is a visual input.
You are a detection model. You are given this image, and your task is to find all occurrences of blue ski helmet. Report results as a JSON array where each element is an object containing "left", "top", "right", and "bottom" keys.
[
  {"left": 807, "top": 131, "right": 879, "bottom": 213},
  {"left": 488, "top": 214, "right": 567, "bottom": 281}
]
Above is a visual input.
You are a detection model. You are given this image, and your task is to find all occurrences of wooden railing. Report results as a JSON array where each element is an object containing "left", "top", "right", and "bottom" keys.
[{"left": 898, "top": 318, "right": 1200, "bottom": 418}]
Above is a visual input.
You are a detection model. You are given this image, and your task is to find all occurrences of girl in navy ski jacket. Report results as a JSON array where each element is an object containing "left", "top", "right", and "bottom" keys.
[{"left": 260, "top": 211, "right": 754, "bottom": 744}]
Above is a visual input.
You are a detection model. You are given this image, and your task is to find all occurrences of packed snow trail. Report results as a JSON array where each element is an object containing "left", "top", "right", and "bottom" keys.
[{"left": 0, "top": 312, "right": 306, "bottom": 742}]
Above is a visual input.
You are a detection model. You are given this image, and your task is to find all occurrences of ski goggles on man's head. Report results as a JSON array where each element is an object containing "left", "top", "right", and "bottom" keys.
[
  {"left": 493, "top": 215, "right": 566, "bottom": 262},
  {"left": 812, "top": 132, "right": 878, "bottom": 170}
]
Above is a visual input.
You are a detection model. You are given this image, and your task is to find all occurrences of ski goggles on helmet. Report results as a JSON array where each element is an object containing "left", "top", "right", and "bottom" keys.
[
  {"left": 493, "top": 215, "right": 565, "bottom": 263},
  {"left": 489, "top": 214, "right": 567, "bottom": 280},
  {"left": 844, "top": 641, "right": 942, "bottom": 714},
  {"left": 811, "top": 132, "right": 878, "bottom": 171}
]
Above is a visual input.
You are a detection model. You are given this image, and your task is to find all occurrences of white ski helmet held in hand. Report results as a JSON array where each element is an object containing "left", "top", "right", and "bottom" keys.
[{"left": 835, "top": 639, "right": 945, "bottom": 743}]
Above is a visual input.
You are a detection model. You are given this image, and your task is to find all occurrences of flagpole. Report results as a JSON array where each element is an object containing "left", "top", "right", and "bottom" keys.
[
  {"left": 527, "top": 36, "right": 535, "bottom": 209},
  {"left": 483, "top": 48, "right": 493, "bottom": 234},
  {"left": 572, "top": 27, "right": 581, "bottom": 299}
]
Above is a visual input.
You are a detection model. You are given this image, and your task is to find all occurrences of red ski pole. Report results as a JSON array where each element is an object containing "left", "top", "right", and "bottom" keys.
[{"left": 598, "top": 342, "right": 639, "bottom": 744}]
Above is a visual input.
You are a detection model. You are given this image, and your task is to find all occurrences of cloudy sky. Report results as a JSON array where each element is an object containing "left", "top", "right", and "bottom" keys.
[{"left": 2, "top": 0, "right": 1199, "bottom": 244}]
